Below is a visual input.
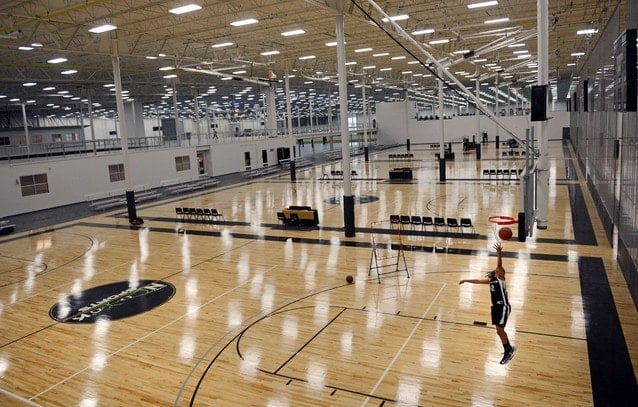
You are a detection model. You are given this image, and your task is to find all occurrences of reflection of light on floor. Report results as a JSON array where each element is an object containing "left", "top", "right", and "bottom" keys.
[
  {"left": 396, "top": 377, "right": 421, "bottom": 406},
  {"left": 306, "top": 360, "right": 326, "bottom": 389},
  {"left": 282, "top": 314, "right": 298, "bottom": 341},
  {"left": 240, "top": 347, "right": 261, "bottom": 377},
  {"left": 340, "top": 331, "right": 353, "bottom": 357}
]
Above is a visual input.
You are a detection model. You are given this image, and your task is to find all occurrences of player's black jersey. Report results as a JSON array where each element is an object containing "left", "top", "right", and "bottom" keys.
[{"left": 489, "top": 276, "right": 509, "bottom": 306}]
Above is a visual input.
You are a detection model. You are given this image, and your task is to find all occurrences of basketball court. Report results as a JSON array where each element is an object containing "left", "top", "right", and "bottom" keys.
[{"left": 0, "top": 139, "right": 636, "bottom": 406}]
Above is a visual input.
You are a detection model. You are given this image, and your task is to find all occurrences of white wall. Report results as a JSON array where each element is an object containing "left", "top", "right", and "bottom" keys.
[
  {"left": 377, "top": 101, "right": 569, "bottom": 144},
  {"left": 0, "top": 138, "right": 291, "bottom": 216}
]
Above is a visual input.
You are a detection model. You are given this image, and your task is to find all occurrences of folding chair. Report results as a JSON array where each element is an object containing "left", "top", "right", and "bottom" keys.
[
  {"left": 434, "top": 217, "right": 446, "bottom": 233},
  {"left": 390, "top": 215, "right": 400, "bottom": 229},
  {"left": 175, "top": 207, "right": 185, "bottom": 220},
  {"left": 211, "top": 208, "right": 225, "bottom": 221},
  {"left": 400, "top": 215, "right": 411, "bottom": 229},
  {"left": 446, "top": 217, "right": 459, "bottom": 233},
  {"left": 189, "top": 208, "right": 198, "bottom": 219},
  {"left": 276, "top": 211, "right": 286, "bottom": 226},
  {"left": 460, "top": 218, "right": 475, "bottom": 234},
  {"left": 422, "top": 216, "right": 434, "bottom": 230},
  {"left": 410, "top": 216, "right": 423, "bottom": 230},
  {"left": 203, "top": 208, "right": 213, "bottom": 222},
  {"left": 196, "top": 208, "right": 205, "bottom": 222}
]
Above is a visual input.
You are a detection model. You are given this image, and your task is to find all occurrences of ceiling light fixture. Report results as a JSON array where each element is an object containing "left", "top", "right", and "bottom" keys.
[
  {"left": 89, "top": 24, "right": 117, "bottom": 33},
  {"left": 48, "top": 58, "right": 67, "bottom": 64},
  {"left": 281, "top": 29, "right": 305, "bottom": 36},
  {"left": 382, "top": 14, "right": 409, "bottom": 22},
  {"left": 411, "top": 29, "right": 435, "bottom": 35},
  {"left": 260, "top": 50, "right": 280, "bottom": 56},
  {"left": 355, "top": 47, "right": 373, "bottom": 52},
  {"left": 212, "top": 42, "right": 233, "bottom": 48},
  {"left": 429, "top": 39, "right": 449, "bottom": 45},
  {"left": 372, "top": 52, "right": 389, "bottom": 57},
  {"left": 231, "top": 18, "right": 258, "bottom": 27},
  {"left": 468, "top": 1, "right": 498, "bottom": 9},
  {"left": 19, "top": 46, "right": 34, "bottom": 51},
  {"left": 577, "top": 28, "right": 598, "bottom": 35},
  {"left": 571, "top": 52, "right": 586, "bottom": 57},
  {"left": 299, "top": 55, "right": 316, "bottom": 60},
  {"left": 169, "top": 4, "right": 202, "bottom": 15},
  {"left": 61, "top": 69, "right": 78, "bottom": 74},
  {"left": 485, "top": 17, "right": 509, "bottom": 24}
]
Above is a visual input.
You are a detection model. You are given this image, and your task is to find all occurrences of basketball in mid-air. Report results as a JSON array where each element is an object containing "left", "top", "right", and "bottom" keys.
[
  {"left": 499, "top": 227, "right": 513, "bottom": 240},
  {"left": 346, "top": 275, "right": 354, "bottom": 284}
]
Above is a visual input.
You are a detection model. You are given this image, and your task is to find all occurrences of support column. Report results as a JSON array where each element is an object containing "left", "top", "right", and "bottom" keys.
[
  {"left": 112, "top": 37, "right": 138, "bottom": 224},
  {"left": 362, "top": 75, "right": 369, "bottom": 161},
  {"left": 172, "top": 79, "right": 180, "bottom": 147},
  {"left": 536, "top": 0, "right": 549, "bottom": 229},
  {"left": 475, "top": 78, "right": 481, "bottom": 142},
  {"left": 21, "top": 103, "right": 30, "bottom": 156},
  {"left": 87, "top": 95, "right": 97, "bottom": 154},
  {"left": 284, "top": 72, "right": 296, "bottom": 180},
  {"left": 265, "top": 84, "right": 277, "bottom": 138},
  {"left": 438, "top": 67, "right": 446, "bottom": 182},
  {"left": 336, "top": 12, "right": 355, "bottom": 237},
  {"left": 495, "top": 73, "right": 500, "bottom": 143}
]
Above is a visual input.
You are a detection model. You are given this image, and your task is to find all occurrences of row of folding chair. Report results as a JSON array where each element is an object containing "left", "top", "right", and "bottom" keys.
[
  {"left": 388, "top": 153, "right": 414, "bottom": 160},
  {"left": 482, "top": 168, "right": 523, "bottom": 179},
  {"left": 502, "top": 150, "right": 526, "bottom": 157},
  {"left": 390, "top": 215, "right": 475, "bottom": 234},
  {"left": 175, "top": 207, "right": 224, "bottom": 222}
]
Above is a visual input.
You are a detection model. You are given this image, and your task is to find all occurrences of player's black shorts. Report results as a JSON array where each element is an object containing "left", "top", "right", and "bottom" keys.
[{"left": 491, "top": 304, "right": 511, "bottom": 327}]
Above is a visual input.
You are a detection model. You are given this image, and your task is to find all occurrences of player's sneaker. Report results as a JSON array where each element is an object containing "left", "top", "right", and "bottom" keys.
[{"left": 499, "top": 347, "right": 516, "bottom": 364}]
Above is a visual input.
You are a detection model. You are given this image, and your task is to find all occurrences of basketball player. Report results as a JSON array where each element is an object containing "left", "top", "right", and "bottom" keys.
[{"left": 459, "top": 242, "right": 515, "bottom": 364}]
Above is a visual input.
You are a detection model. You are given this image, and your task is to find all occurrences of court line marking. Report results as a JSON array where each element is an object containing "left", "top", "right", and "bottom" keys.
[
  {"left": 361, "top": 282, "right": 447, "bottom": 406},
  {"left": 0, "top": 387, "right": 42, "bottom": 407}
]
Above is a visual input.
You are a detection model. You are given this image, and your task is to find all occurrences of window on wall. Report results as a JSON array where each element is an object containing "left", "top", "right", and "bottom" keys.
[
  {"left": 108, "top": 164, "right": 126, "bottom": 182},
  {"left": 20, "top": 173, "right": 49, "bottom": 197},
  {"left": 175, "top": 155, "right": 190, "bottom": 172},
  {"left": 0, "top": 137, "right": 9, "bottom": 145},
  {"left": 15, "top": 135, "right": 26, "bottom": 145},
  {"left": 52, "top": 134, "right": 62, "bottom": 142},
  {"left": 31, "top": 134, "right": 43, "bottom": 144}
]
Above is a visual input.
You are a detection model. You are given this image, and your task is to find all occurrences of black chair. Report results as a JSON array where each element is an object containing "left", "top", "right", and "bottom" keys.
[
  {"left": 390, "top": 215, "right": 400, "bottom": 229},
  {"left": 182, "top": 207, "right": 191, "bottom": 219},
  {"left": 211, "top": 208, "right": 224, "bottom": 221},
  {"left": 175, "top": 207, "right": 184, "bottom": 220},
  {"left": 276, "top": 211, "right": 286, "bottom": 226},
  {"left": 400, "top": 215, "right": 411, "bottom": 229},
  {"left": 460, "top": 218, "right": 474, "bottom": 234},
  {"left": 189, "top": 208, "right": 198, "bottom": 219},
  {"left": 203, "top": 208, "right": 213, "bottom": 222},
  {"left": 410, "top": 216, "right": 422, "bottom": 230},
  {"left": 446, "top": 217, "right": 459, "bottom": 233},
  {"left": 196, "top": 208, "right": 205, "bottom": 222},
  {"left": 422, "top": 216, "right": 434, "bottom": 230},
  {"left": 433, "top": 217, "right": 446, "bottom": 233}
]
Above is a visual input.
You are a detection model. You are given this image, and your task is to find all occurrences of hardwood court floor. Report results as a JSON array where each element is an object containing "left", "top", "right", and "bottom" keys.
[{"left": 0, "top": 140, "right": 636, "bottom": 406}]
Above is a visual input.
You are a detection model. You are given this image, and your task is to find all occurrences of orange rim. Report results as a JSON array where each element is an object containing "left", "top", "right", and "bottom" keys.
[{"left": 488, "top": 215, "right": 518, "bottom": 225}]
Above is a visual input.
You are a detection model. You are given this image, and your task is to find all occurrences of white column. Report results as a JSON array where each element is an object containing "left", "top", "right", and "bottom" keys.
[
  {"left": 111, "top": 38, "right": 132, "bottom": 191},
  {"left": 475, "top": 78, "right": 480, "bottom": 139},
  {"left": 172, "top": 79, "right": 180, "bottom": 146},
  {"left": 362, "top": 76, "right": 368, "bottom": 147},
  {"left": 536, "top": 0, "right": 549, "bottom": 229},
  {"left": 265, "top": 84, "right": 277, "bottom": 137},
  {"left": 87, "top": 95, "right": 97, "bottom": 154},
  {"left": 438, "top": 68, "right": 445, "bottom": 157},
  {"left": 21, "top": 103, "right": 30, "bottom": 155},
  {"left": 284, "top": 72, "right": 295, "bottom": 161},
  {"left": 336, "top": 11, "right": 355, "bottom": 237},
  {"left": 495, "top": 73, "right": 500, "bottom": 141}
]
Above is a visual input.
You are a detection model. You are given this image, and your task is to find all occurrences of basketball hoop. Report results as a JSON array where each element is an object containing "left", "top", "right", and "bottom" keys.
[{"left": 488, "top": 215, "right": 518, "bottom": 225}]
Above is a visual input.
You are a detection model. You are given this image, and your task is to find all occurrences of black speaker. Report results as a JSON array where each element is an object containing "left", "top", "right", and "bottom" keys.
[
  {"left": 583, "top": 80, "right": 589, "bottom": 112},
  {"left": 531, "top": 85, "right": 547, "bottom": 121}
]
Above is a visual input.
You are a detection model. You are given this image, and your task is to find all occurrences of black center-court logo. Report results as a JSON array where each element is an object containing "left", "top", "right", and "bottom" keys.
[{"left": 49, "top": 280, "right": 176, "bottom": 323}]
